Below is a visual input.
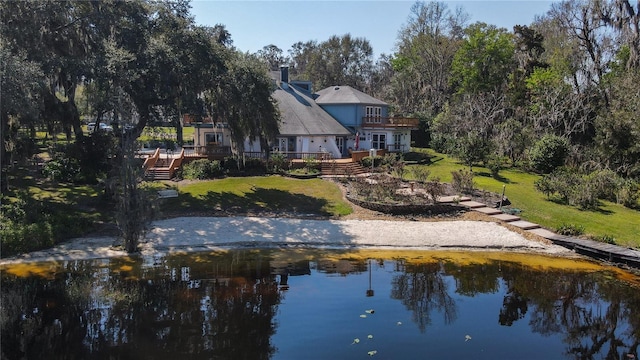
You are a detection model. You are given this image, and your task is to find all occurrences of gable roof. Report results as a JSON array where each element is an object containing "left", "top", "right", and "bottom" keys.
[
  {"left": 315, "top": 85, "right": 387, "bottom": 106},
  {"left": 273, "top": 84, "right": 352, "bottom": 136}
]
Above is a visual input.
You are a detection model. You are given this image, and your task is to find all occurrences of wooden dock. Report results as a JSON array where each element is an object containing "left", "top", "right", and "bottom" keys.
[{"left": 455, "top": 199, "right": 640, "bottom": 269}]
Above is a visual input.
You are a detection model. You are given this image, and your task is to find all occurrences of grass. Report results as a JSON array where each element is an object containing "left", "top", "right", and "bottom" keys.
[
  {"left": 4, "top": 130, "right": 638, "bottom": 253},
  {"left": 406, "top": 148, "right": 640, "bottom": 248},
  {"left": 157, "top": 176, "right": 353, "bottom": 218},
  {"left": 140, "top": 126, "right": 195, "bottom": 143}
]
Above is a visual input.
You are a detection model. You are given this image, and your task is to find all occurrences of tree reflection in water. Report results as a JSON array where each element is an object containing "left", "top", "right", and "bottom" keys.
[
  {"left": 390, "top": 261, "right": 457, "bottom": 331},
  {"left": 1, "top": 250, "right": 638, "bottom": 360},
  {"left": 1, "top": 253, "right": 281, "bottom": 360}
]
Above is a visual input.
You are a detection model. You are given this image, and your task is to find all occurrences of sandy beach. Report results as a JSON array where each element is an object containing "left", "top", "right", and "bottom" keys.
[{"left": 0, "top": 216, "right": 574, "bottom": 265}]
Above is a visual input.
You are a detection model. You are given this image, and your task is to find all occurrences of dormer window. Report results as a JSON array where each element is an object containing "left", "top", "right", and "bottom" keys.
[{"left": 365, "top": 106, "right": 382, "bottom": 123}]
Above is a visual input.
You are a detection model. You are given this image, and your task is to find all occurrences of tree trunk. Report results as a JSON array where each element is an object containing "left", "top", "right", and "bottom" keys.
[
  {"left": 175, "top": 115, "right": 183, "bottom": 147},
  {"left": 1, "top": 113, "right": 8, "bottom": 193}
]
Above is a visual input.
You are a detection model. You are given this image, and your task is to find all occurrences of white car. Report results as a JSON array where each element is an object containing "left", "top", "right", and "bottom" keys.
[{"left": 87, "top": 123, "right": 113, "bottom": 132}]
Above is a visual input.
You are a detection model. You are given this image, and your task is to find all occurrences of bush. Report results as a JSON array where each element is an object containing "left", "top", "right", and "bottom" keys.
[
  {"left": 587, "top": 169, "right": 619, "bottom": 202},
  {"left": 424, "top": 177, "right": 445, "bottom": 204},
  {"left": 590, "top": 234, "right": 616, "bottom": 245},
  {"left": 534, "top": 167, "right": 581, "bottom": 203},
  {"left": 14, "top": 136, "right": 38, "bottom": 163},
  {"left": 534, "top": 167, "right": 638, "bottom": 210},
  {"left": 616, "top": 179, "right": 639, "bottom": 208},
  {"left": 222, "top": 157, "right": 239, "bottom": 172},
  {"left": 304, "top": 156, "right": 319, "bottom": 173},
  {"left": 181, "top": 159, "right": 223, "bottom": 180},
  {"left": 268, "top": 152, "right": 289, "bottom": 173},
  {"left": 570, "top": 181, "right": 599, "bottom": 210},
  {"left": 451, "top": 169, "right": 475, "bottom": 194},
  {"left": 411, "top": 167, "right": 431, "bottom": 183},
  {"left": 0, "top": 192, "right": 92, "bottom": 256},
  {"left": 486, "top": 155, "right": 507, "bottom": 178},
  {"left": 0, "top": 219, "right": 54, "bottom": 256},
  {"left": 242, "top": 158, "right": 267, "bottom": 174},
  {"left": 42, "top": 133, "right": 117, "bottom": 183},
  {"left": 556, "top": 223, "right": 585, "bottom": 236},
  {"left": 42, "top": 155, "right": 82, "bottom": 182},
  {"left": 384, "top": 154, "right": 406, "bottom": 180},
  {"left": 529, "top": 134, "right": 569, "bottom": 174},
  {"left": 360, "top": 155, "right": 383, "bottom": 169}
]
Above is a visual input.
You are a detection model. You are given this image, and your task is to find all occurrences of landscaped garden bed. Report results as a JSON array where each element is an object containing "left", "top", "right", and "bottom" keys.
[{"left": 342, "top": 173, "right": 503, "bottom": 217}]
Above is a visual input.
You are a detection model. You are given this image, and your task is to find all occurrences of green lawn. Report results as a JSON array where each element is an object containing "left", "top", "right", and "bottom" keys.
[
  {"left": 406, "top": 148, "right": 640, "bottom": 248},
  {"left": 158, "top": 176, "right": 353, "bottom": 218}
]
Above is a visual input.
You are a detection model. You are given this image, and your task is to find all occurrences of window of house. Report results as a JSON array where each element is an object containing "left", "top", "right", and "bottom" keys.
[
  {"left": 336, "top": 137, "right": 344, "bottom": 154},
  {"left": 205, "top": 132, "right": 223, "bottom": 144},
  {"left": 372, "top": 133, "right": 386, "bottom": 150},
  {"left": 365, "top": 106, "right": 382, "bottom": 123},
  {"left": 276, "top": 137, "right": 288, "bottom": 152},
  {"left": 393, "top": 133, "right": 402, "bottom": 151}
]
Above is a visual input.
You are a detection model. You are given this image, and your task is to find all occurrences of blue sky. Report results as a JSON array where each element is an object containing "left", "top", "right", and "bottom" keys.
[{"left": 190, "top": 1, "right": 553, "bottom": 58}]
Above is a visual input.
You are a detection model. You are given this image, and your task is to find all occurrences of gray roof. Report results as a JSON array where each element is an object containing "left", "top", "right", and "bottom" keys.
[
  {"left": 315, "top": 85, "right": 387, "bottom": 106},
  {"left": 273, "top": 84, "right": 352, "bottom": 136}
]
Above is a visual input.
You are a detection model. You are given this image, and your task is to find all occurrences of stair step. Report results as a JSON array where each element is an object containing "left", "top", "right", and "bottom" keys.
[
  {"left": 145, "top": 166, "right": 173, "bottom": 180},
  {"left": 320, "top": 161, "right": 368, "bottom": 176}
]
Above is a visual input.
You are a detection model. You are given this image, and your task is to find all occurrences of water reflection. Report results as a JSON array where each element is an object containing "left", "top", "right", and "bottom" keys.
[{"left": 1, "top": 250, "right": 638, "bottom": 359}]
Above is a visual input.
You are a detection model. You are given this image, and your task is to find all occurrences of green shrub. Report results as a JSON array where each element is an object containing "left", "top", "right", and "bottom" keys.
[
  {"left": 587, "top": 169, "right": 619, "bottom": 202},
  {"left": 590, "top": 234, "right": 616, "bottom": 244},
  {"left": 360, "top": 155, "right": 383, "bottom": 169},
  {"left": 451, "top": 169, "right": 475, "bottom": 194},
  {"left": 13, "top": 136, "right": 38, "bottom": 163},
  {"left": 411, "top": 166, "right": 431, "bottom": 183},
  {"left": 569, "top": 181, "right": 599, "bottom": 210},
  {"left": 243, "top": 158, "right": 267, "bottom": 174},
  {"left": 0, "top": 220, "right": 54, "bottom": 256},
  {"left": 534, "top": 167, "right": 581, "bottom": 203},
  {"left": 529, "top": 134, "right": 570, "bottom": 174},
  {"left": 0, "top": 192, "right": 90, "bottom": 257},
  {"left": 304, "top": 156, "right": 319, "bottom": 173},
  {"left": 42, "top": 133, "right": 116, "bottom": 183},
  {"left": 616, "top": 179, "right": 639, "bottom": 208},
  {"left": 269, "top": 152, "right": 289, "bottom": 173},
  {"left": 223, "top": 157, "right": 239, "bottom": 172},
  {"left": 383, "top": 154, "right": 406, "bottom": 179},
  {"left": 535, "top": 167, "right": 637, "bottom": 210},
  {"left": 42, "top": 155, "right": 82, "bottom": 182},
  {"left": 486, "top": 155, "right": 507, "bottom": 178},
  {"left": 556, "top": 223, "right": 585, "bottom": 236},
  {"left": 181, "top": 159, "right": 223, "bottom": 180}
]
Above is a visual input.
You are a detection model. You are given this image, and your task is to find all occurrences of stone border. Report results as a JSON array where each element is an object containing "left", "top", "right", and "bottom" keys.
[{"left": 346, "top": 194, "right": 466, "bottom": 216}]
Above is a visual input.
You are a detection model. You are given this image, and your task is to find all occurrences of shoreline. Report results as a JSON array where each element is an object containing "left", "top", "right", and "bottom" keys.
[{"left": 0, "top": 216, "right": 576, "bottom": 266}]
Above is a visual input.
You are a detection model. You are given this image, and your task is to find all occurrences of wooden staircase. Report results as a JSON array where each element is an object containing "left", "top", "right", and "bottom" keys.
[
  {"left": 143, "top": 148, "right": 185, "bottom": 181},
  {"left": 320, "top": 161, "right": 369, "bottom": 176},
  {"left": 145, "top": 159, "right": 172, "bottom": 180}
]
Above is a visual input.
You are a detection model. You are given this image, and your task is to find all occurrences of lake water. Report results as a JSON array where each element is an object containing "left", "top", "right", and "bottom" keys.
[{"left": 1, "top": 249, "right": 639, "bottom": 360}]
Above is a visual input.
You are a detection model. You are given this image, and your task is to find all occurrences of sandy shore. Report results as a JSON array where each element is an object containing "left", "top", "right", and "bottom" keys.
[{"left": 0, "top": 216, "right": 573, "bottom": 265}]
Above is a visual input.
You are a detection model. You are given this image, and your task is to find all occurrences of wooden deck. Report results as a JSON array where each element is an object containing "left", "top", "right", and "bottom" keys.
[{"left": 541, "top": 233, "right": 640, "bottom": 268}]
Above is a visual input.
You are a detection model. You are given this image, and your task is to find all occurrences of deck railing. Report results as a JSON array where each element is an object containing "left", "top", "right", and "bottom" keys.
[
  {"left": 142, "top": 148, "right": 161, "bottom": 170},
  {"left": 386, "top": 144, "right": 409, "bottom": 152},
  {"left": 184, "top": 148, "right": 336, "bottom": 161},
  {"left": 183, "top": 145, "right": 232, "bottom": 157},
  {"left": 266, "top": 151, "right": 334, "bottom": 161},
  {"left": 362, "top": 117, "right": 420, "bottom": 129},
  {"left": 167, "top": 148, "right": 185, "bottom": 178}
]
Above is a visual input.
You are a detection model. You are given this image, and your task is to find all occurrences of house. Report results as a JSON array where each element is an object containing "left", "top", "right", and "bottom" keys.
[
  {"left": 270, "top": 68, "right": 352, "bottom": 159},
  {"left": 315, "top": 85, "right": 418, "bottom": 153},
  {"left": 183, "top": 67, "right": 418, "bottom": 160},
  {"left": 182, "top": 115, "right": 234, "bottom": 158}
]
